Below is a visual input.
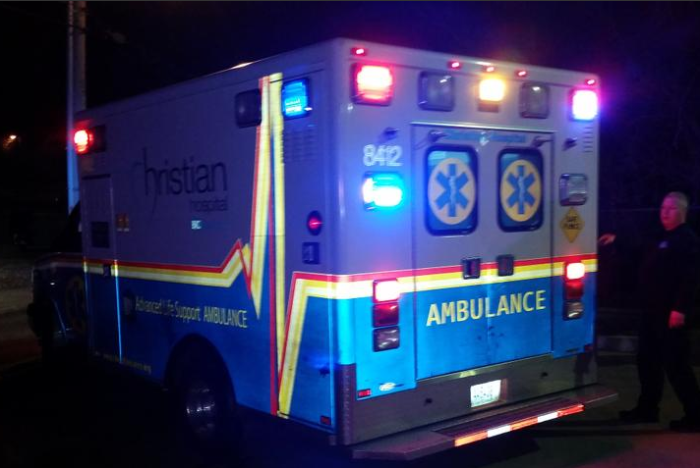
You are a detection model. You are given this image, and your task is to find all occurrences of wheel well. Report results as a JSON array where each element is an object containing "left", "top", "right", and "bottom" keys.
[{"left": 164, "top": 335, "right": 233, "bottom": 397}]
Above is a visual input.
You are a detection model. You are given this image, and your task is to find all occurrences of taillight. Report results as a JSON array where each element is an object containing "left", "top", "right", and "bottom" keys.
[
  {"left": 373, "top": 279, "right": 401, "bottom": 303},
  {"left": 570, "top": 89, "right": 598, "bottom": 121},
  {"left": 564, "top": 262, "right": 585, "bottom": 319},
  {"left": 372, "top": 279, "right": 401, "bottom": 352},
  {"left": 566, "top": 262, "right": 585, "bottom": 280},
  {"left": 373, "top": 303, "right": 399, "bottom": 327},
  {"left": 352, "top": 64, "right": 393, "bottom": 105}
]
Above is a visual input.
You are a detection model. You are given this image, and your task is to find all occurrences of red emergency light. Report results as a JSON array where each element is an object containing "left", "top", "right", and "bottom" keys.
[
  {"left": 73, "top": 125, "right": 106, "bottom": 155},
  {"left": 352, "top": 64, "right": 393, "bottom": 105},
  {"left": 73, "top": 129, "right": 91, "bottom": 154}
]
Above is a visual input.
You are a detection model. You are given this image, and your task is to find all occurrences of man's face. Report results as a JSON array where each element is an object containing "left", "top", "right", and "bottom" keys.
[{"left": 660, "top": 196, "right": 685, "bottom": 231}]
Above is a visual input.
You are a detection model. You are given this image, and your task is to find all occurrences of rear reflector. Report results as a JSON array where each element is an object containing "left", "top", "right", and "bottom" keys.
[
  {"left": 353, "top": 64, "right": 393, "bottom": 105},
  {"left": 454, "top": 403, "right": 584, "bottom": 448},
  {"left": 358, "top": 389, "right": 372, "bottom": 398}
]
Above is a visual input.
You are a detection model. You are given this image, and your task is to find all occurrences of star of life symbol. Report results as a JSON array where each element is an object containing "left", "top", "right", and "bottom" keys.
[
  {"left": 428, "top": 158, "right": 476, "bottom": 225},
  {"left": 500, "top": 160, "right": 541, "bottom": 222}
]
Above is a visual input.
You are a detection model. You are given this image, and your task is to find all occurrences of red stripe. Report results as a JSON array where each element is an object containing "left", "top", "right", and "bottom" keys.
[{"left": 85, "top": 253, "right": 597, "bottom": 281}]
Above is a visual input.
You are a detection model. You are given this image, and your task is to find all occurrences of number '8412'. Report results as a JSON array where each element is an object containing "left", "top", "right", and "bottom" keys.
[{"left": 363, "top": 144, "right": 402, "bottom": 167}]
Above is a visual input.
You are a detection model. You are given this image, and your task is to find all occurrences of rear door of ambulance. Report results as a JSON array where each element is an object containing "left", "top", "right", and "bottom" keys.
[{"left": 412, "top": 124, "right": 555, "bottom": 383}]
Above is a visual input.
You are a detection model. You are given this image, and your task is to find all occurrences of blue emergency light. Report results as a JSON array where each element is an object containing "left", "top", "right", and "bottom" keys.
[
  {"left": 363, "top": 173, "right": 404, "bottom": 209},
  {"left": 282, "top": 79, "right": 311, "bottom": 118}
]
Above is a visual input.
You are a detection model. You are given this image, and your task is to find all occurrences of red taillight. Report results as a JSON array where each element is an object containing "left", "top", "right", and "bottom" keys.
[
  {"left": 353, "top": 64, "right": 393, "bottom": 105},
  {"left": 358, "top": 389, "right": 371, "bottom": 398},
  {"left": 74, "top": 129, "right": 91, "bottom": 154},
  {"left": 565, "top": 262, "right": 585, "bottom": 281},
  {"left": 373, "top": 279, "right": 401, "bottom": 303},
  {"left": 373, "top": 302, "right": 399, "bottom": 327},
  {"left": 564, "top": 262, "right": 585, "bottom": 319}
]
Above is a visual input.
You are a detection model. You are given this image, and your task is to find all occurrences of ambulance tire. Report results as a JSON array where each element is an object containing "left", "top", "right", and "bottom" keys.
[{"left": 171, "top": 343, "right": 243, "bottom": 461}]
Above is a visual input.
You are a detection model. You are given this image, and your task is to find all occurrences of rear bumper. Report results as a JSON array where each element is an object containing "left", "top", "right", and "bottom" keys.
[{"left": 351, "top": 383, "right": 617, "bottom": 460}]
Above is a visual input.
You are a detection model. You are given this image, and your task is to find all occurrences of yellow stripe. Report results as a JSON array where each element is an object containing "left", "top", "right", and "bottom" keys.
[
  {"left": 278, "top": 278, "right": 309, "bottom": 415},
  {"left": 270, "top": 73, "right": 287, "bottom": 370},
  {"left": 250, "top": 76, "right": 272, "bottom": 319}
]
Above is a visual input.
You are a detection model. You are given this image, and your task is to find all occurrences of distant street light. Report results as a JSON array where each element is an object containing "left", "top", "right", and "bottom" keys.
[{"left": 2, "top": 134, "right": 20, "bottom": 151}]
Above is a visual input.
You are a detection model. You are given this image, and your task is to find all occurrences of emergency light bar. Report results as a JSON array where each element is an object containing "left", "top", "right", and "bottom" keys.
[
  {"left": 282, "top": 79, "right": 311, "bottom": 118},
  {"left": 571, "top": 89, "right": 598, "bottom": 121},
  {"left": 479, "top": 78, "right": 506, "bottom": 102},
  {"left": 362, "top": 173, "right": 404, "bottom": 209},
  {"left": 353, "top": 64, "right": 393, "bottom": 105},
  {"left": 73, "top": 130, "right": 91, "bottom": 154},
  {"left": 73, "top": 125, "right": 106, "bottom": 155}
]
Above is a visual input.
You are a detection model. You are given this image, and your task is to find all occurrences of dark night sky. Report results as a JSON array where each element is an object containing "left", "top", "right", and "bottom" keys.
[{"left": 2, "top": 2, "right": 700, "bottom": 238}]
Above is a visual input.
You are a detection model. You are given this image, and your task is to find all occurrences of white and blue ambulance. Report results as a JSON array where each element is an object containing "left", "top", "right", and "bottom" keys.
[{"left": 31, "top": 38, "right": 615, "bottom": 459}]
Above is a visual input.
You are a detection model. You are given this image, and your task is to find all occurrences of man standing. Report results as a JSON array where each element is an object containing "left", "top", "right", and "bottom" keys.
[{"left": 602, "top": 192, "right": 700, "bottom": 431}]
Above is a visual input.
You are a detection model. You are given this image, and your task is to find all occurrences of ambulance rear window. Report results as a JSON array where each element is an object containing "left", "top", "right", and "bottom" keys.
[
  {"left": 498, "top": 149, "right": 543, "bottom": 231},
  {"left": 425, "top": 147, "right": 478, "bottom": 235}
]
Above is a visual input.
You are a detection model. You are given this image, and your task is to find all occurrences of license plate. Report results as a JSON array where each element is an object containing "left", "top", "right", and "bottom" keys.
[{"left": 470, "top": 380, "right": 502, "bottom": 408}]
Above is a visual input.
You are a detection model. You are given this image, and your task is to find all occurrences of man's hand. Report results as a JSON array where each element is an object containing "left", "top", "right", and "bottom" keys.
[
  {"left": 669, "top": 310, "right": 686, "bottom": 329},
  {"left": 598, "top": 233, "right": 616, "bottom": 246}
]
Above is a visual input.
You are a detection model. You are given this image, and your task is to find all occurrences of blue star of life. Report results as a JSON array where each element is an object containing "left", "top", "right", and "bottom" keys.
[
  {"left": 435, "top": 163, "right": 469, "bottom": 217},
  {"left": 507, "top": 165, "right": 535, "bottom": 214}
]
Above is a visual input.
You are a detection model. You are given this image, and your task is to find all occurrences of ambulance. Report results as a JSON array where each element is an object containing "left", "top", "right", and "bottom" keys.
[{"left": 30, "top": 38, "right": 615, "bottom": 459}]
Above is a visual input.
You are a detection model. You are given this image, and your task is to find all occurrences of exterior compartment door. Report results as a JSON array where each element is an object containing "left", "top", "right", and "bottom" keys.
[{"left": 82, "top": 175, "right": 121, "bottom": 360}]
